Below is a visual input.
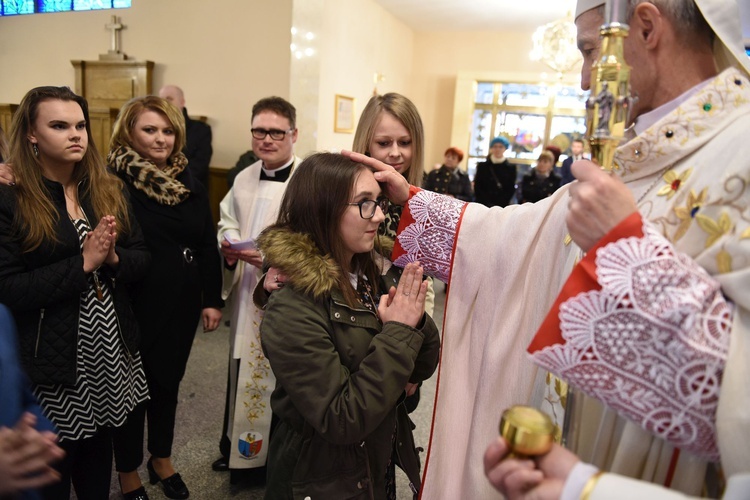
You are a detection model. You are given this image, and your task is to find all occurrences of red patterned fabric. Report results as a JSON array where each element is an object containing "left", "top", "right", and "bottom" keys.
[{"left": 528, "top": 215, "right": 732, "bottom": 461}]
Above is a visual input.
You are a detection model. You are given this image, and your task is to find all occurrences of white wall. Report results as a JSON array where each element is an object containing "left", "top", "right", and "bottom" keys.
[
  {"left": 0, "top": 0, "right": 293, "bottom": 168},
  {"left": 411, "top": 30, "right": 561, "bottom": 171},
  {"left": 3, "top": 2, "right": 749, "bottom": 172},
  {"left": 314, "top": 0, "right": 415, "bottom": 154}
]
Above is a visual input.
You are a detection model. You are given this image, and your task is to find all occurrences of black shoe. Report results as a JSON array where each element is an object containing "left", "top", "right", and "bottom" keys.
[
  {"left": 147, "top": 458, "right": 189, "bottom": 499},
  {"left": 119, "top": 476, "right": 150, "bottom": 500},
  {"left": 211, "top": 456, "right": 229, "bottom": 472}
]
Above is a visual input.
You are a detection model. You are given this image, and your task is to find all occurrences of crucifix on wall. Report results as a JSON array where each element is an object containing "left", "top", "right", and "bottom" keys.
[{"left": 101, "top": 15, "right": 127, "bottom": 61}]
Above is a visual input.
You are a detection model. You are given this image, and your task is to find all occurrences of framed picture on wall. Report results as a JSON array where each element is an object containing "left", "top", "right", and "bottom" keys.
[{"left": 334, "top": 94, "right": 355, "bottom": 133}]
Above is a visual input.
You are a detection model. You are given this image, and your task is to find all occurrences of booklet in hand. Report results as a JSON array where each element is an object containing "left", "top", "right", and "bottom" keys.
[{"left": 223, "top": 233, "right": 257, "bottom": 251}]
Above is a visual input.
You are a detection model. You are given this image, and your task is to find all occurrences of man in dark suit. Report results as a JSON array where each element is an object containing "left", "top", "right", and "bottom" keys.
[
  {"left": 159, "top": 85, "right": 213, "bottom": 189},
  {"left": 560, "top": 137, "right": 585, "bottom": 185}
]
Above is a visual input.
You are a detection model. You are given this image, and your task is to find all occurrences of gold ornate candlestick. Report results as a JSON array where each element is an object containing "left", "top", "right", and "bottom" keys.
[
  {"left": 586, "top": 0, "right": 637, "bottom": 171},
  {"left": 499, "top": 406, "right": 554, "bottom": 458}
]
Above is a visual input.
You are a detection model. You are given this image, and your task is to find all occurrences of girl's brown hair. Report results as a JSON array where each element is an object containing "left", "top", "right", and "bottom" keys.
[
  {"left": 267, "top": 152, "right": 383, "bottom": 307},
  {"left": 9, "top": 86, "right": 130, "bottom": 251}
]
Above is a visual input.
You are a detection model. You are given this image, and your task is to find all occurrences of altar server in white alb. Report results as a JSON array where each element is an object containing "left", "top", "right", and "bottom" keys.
[
  {"left": 214, "top": 96, "right": 301, "bottom": 477},
  {"left": 345, "top": 0, "right": 750, "bottom": 498}
]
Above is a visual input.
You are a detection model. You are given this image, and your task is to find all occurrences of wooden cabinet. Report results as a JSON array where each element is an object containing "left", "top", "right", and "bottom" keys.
[
  {"left": 71, "top": 59, "right": 154, "bottom": 110},
  {"left": 87, "top": 107, "right": 120, "bottom": 157},
  {"left": 0, "top": 104, "right": 18, "bottom": 135},
  {"left": 70, "top": 59, "right": 154, "bottom": 156}
]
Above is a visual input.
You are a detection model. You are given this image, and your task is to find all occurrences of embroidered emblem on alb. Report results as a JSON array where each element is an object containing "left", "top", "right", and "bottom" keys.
[
  {"left": 531, "top": 223, "right": 731, "bottom": 461},
  {"left": 394, "top": 191, "right": 463, "bottom": 283},
  {"left": 657, "top": 167, "right": 692, "bottom": 199}
]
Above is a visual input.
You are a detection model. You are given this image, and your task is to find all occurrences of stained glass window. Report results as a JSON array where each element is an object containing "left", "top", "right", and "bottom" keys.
[
  {"left": 1, "top": 0, "right": 129, "bottom": 15},
  {"left": 2, "top": 0, "right": 34, "bottom": 15},
  {"left": 467, "top": 80, "right": 588, "bottom": 180},
  {"left": 39, "top": 1, "right": 72, "bottom": 13}
]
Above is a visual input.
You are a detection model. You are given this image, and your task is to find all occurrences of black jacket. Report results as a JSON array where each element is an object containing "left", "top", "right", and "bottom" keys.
[
  {"left": 518, "top": 171, "right": 562, "bottom": 204},
  {"left": 117, "top": 167, "right": 223, "bottom": 358},
  {"left": 559, "top": 156, "right": 577, "bottom": 185},
  {"left": 473, "top": 158, "right": 517, "bottom": 207},
  {"left": 183, "top": 107, "right": 213, "bottom": 189},
  {"left": 424, "top": 165, "right": 473, "bottom": 202},
  {"left": 0, "top": 179, "right": 150, "bottom": 385}
]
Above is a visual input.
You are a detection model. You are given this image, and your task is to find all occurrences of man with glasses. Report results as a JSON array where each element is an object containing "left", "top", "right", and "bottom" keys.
[{"left": 213, "top": 96, "right": 301, "bottom": 482}]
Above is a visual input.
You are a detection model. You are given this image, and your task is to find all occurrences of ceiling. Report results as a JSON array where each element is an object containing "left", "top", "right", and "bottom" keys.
[
  {"left": 373, "top": 0, "right": 750, "bottom": 40},
  {"left": 372, "top": 0, "right": 576, "bottom": 32}
]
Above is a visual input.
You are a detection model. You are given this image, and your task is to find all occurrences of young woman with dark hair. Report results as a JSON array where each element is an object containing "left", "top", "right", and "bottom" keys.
[
  {"left": 256, "top": 152, "right": 440, "bottom": 499},
  {"left": 0, "top": 85, "right": 150, "bottom": 499}
]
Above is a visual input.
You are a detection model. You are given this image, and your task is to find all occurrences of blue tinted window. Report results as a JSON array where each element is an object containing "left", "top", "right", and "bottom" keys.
[
  {"left": 2, "top": 0, "right": 35, "bottom": 15},
  {"left": 1, "top": 0, "right": 129, "bottom": 15},
  {"left": 39, "top": 0, "right": 72, "bottom": 13},
  {"left": 74, "top": 0, "right": 109, "bottom": 10}
]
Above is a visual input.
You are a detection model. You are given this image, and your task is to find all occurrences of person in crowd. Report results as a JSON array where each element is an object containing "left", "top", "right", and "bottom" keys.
[
  {"left": 560, "top": 137, "right": 585, "bottom": 185},
  {"left": 226, "top": 149, "right": 259, "bottom": 189},
  {"left": 0, "top": 86, "right": 150, "bottom": 499},
  {"left": 158, "top": 85, "right": 213, "bottom": 189},
  {"left": 351, "top": 92, "right": 435, "bottom": 412},
  {"left": 352, "top": 92, "right": 427, "bottom": 228},
  {"left": 517, "top": 150, "right": 561, "bottom": 203},
  {"left": 544, "top": 144, "right": 562, "bottom": 166},
  {"left": 344, "top": 0, "right": 750, "bottom": 497},
  {"left": 213, "top": 96, "right": 301, "bottom": 481},
  {"left": 108, "top": 95, "right": 223, "bottom": 500},
  {"left": 255, "top": 152, "right": 440, "bottom": 499},
  {"left": 473, "top": 136, "right": 517, "bottom": 207},
  {"left": 423, "top": 146, "right": 473, "bottom": 201},
  {"left": 1, "top": 303, "right": 65, "bottom": 499}
]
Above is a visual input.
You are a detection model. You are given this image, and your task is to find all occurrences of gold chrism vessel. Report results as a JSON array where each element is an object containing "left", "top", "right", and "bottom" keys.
[{"left": 499, "top": 406, "right": 554, "bottom": 458}]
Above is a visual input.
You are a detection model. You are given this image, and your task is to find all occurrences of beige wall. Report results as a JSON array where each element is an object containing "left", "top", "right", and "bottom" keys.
[
  {"left": 0, "top": 0, "right": 293, "bottom": 168},
  {"left": 0, "top": 1, "right": 566, "bottom": 173},
  {"left": 411, "top": 30, "right": 563, "bottom": 172},
  {"left": 295, "top": 0, "right": 415, "bottom": 155}
]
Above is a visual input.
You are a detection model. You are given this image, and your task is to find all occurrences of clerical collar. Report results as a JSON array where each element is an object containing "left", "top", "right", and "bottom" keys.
[
  {"left": 633, "top": 77, "right": 713, "bottom": 136},
  {"left": 261, "top": 157, "right": 294, "bottom": 182}
]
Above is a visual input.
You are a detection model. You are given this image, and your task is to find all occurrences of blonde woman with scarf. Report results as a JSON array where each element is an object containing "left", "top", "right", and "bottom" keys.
[{"left": 108, "top": 96, "right": 223, "bottom": 500}]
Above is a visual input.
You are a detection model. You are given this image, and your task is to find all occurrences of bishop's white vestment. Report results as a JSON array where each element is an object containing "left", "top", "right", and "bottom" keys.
[{"left": 392, "top": 69, "right": 750, "bottom": 499}]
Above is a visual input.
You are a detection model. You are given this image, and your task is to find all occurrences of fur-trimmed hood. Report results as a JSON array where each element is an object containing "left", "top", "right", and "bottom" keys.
[{"left": 257, "top": 227, "right": 394, "bottom": 301}]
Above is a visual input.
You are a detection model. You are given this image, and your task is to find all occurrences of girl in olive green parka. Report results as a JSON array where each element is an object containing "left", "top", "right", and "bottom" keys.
[{"left": 255, "top": 153, "right": 440, "bottom": 500}]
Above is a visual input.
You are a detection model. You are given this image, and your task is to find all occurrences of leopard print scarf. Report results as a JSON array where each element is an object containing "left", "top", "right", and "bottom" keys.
[{"left": 107, "top": 145, "right": 191, "bottom": 206}]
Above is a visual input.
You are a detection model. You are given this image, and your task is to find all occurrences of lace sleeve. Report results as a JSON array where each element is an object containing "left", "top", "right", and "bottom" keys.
[
  {"left": 530, "top": 220, "right": 732, "bottom": 461},
  {"left": 391, "top": 187, "right": 468, "bottom": 283}
]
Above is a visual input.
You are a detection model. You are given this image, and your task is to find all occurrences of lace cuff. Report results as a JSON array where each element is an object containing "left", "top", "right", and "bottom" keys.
[
  {"left": 529, "top": 214, "right": 731, "bottom": 461},
  {"left": 392, "top": 187, "right": 467, "bottom": 283}
]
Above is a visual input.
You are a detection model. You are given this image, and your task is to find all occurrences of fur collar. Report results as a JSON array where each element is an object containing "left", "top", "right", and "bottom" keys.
[
  {"left": 257, "top": 227, "right": 394, "bottom": 301},
  {"left": 108, "top": 145, "right": 190, "bottom": 206}
]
